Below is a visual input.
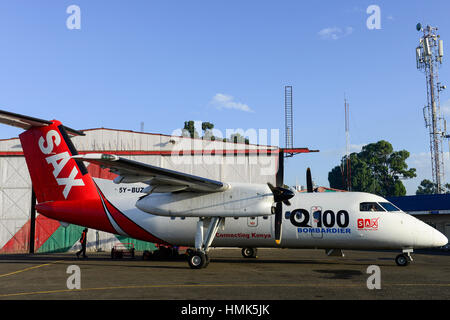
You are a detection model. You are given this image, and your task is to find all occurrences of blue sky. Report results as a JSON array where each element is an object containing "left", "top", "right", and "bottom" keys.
[{"left": 0, "top": 1, "right": 450, "bottom": 195}]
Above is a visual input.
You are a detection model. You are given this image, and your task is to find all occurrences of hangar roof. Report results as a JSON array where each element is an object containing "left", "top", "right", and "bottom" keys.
[
  {"left": 0, "top": 127, "right": 315, "bottom": 155},
  {"left": 387, "top": 194, "right": 450, "bottom": 214}
]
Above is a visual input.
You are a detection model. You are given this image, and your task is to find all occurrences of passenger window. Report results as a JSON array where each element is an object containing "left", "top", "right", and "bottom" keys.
[{"left": 360, "top": 202, "right": 385, "bottom": 212}]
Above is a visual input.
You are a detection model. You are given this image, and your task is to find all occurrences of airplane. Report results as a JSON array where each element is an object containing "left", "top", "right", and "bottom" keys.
[{"left": 0, "top": 110, "right": 447, "bottom": 269}]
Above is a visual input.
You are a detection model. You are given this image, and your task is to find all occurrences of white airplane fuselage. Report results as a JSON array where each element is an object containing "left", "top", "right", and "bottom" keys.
[
  {"left": 4, "top": 110, "right": 447, "bottom": 269},
  {"left": 95, "top": 179, "right": 447, "bottom": 251}
]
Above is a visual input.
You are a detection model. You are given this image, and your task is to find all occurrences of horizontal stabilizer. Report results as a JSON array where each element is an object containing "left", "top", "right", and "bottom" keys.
[{"left": 0, "top": 109, "right": 85, "bottom": 136}]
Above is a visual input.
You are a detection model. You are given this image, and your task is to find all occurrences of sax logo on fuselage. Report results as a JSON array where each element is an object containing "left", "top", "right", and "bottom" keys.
[
  {"left": 38, "top": 129, "right": 84, "bottom": 198},
  {"left": 357, "top": 218, "right": 379, "bottom": 231}
]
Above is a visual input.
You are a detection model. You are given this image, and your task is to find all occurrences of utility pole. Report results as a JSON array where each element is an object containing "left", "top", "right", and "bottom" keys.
[{"left": 345, "top": 96, "right": 351, "bottom": 191}]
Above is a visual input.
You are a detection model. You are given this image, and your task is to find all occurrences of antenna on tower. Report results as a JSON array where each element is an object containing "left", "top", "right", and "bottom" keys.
[{"left": 416, "top": 23, "right": 448, "bottom": 194}]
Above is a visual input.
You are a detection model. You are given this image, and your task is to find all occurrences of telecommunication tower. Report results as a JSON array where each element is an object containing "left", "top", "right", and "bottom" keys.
[
  {"left": 416, "top": 23, "right": 447, "bottom": 193},
  {"left": 284, "top": 86, "right": 294, "bottom": 157}
]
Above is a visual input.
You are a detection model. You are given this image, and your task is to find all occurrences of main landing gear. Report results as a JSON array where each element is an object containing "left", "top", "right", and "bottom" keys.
[
  {"left": 395, "top": 249, "right": 413, "bottom": 267},
  {"left": 241, "top": 247, "right": 258, "bottom": 259},
  {"left": 187, "top": 217, "right": 224, "bottom": 269},
  {"left": 187, "top": 249, "right": 211, "bottom": 269}
]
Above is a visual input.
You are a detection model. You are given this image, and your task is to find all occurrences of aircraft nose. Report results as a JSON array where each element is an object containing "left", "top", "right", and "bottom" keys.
[
  {"left": 413, "top": 219, "right": 448, "bottom": 248},
  {"left": 432, "top": 229, "right": 448, "bottom": 247}
]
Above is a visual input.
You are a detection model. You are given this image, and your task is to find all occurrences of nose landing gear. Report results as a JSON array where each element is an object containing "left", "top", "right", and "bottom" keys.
[{"left": 395, "top": 249, "right": 413, "bottom": 267}]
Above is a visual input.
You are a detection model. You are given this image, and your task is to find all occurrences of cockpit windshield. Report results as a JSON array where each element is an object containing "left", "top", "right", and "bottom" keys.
[
  {"left": 360, "top": 202, "right": 385, "bottom": 212},
  {"left": 360, "top": 202, "right": 401, "bottom": 212},
  {"left": 379, "top": 202, "right": 401, "bottom": 212}
]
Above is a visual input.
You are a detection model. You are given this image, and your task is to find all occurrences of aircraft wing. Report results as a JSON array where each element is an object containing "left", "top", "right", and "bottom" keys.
[{"left": 73, "top": 153, "right": 229, "bottom": 193}]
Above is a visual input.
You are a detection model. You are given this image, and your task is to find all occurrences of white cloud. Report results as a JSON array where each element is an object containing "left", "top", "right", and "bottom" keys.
[
  {"left": 210, "top": 93, "right": 254, "bottom": 113},
  {"left": 322, "top": 143, "right": 365, "bottom": 159},
  {"left": 318, "top": 26, "right": 353, "bottom": 40},
  {"left": 408, "top": 152, "right": 431, "bottom": 169}
]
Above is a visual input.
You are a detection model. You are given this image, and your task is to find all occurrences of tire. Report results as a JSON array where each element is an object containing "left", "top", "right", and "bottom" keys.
[
  {"left": 395, "top": 254, "right": 410, "bottom": 267},
  {"left": 242, "top": 247, "right": 258, "bottom": 258},
  {"left": 188, "top": 251, "right": 207, "bottom": 269}
]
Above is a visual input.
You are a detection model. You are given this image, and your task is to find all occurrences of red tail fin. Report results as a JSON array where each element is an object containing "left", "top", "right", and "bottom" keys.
[
  {"left": 18, "top": 119, "right": 118, "bottom": 233},
  {"left": 19, "top": 120, "right": 97, "bottom": 203},
  {"left": 0, "top": 111, "right": 168, "bottom": 241}
]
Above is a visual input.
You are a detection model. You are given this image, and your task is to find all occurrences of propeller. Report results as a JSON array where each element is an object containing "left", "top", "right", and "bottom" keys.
[
  {"left": 268, "top": 183, "right": 294, "bottom": 206},
  {"left": 267, "top": 183, "right": 294, "bottom": 245},
  {"left": 269, "top": 165, "right": 315, "bottom": 245}
]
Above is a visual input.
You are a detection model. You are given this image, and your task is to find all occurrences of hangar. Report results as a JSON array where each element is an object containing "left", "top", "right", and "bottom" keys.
[{"left": 0, "top": 127, "right": 312, "bottom": 254}]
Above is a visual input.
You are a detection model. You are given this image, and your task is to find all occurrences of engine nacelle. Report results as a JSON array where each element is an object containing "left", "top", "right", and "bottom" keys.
[{"left": 135, "top": 182, "right": 273, "bottom": 217}]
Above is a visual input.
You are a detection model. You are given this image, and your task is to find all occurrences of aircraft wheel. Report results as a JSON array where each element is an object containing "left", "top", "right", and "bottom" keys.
[
  {"left": 395, "top": 254, "right": 410, "bottom": 267},
  {"left": 188, "top": 250, "right": 207, "bottom": 269},
  {"left": 242, "top": 247, "right": 258, "bottom": 258}
]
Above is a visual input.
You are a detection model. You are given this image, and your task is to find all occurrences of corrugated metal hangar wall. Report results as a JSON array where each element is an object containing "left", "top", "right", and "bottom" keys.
[{"left": 0, "top": 128, "right": 279, "bottom": 254}]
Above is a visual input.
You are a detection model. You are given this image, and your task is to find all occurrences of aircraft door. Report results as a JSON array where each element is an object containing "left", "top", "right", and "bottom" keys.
[{"left": 311, "top": 206, "right": 323, "bottom": 239}]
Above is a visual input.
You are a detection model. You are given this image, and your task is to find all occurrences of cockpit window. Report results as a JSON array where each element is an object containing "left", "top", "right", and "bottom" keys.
[
  {"left": 379, "top": 202, "right": 400, "bottom": 212},
  {"left": 360, "top": 202, "right": 386, "bottom": 212}
]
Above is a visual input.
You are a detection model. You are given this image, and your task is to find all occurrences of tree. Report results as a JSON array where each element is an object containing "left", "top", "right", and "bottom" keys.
[
  {"left": 182, "top": 121, "right": 215, "bottom": 140},
  {"left": 182, "top": 120, "right": 250, "bottom": 143},
  {"left": 182, "top": 121, "right": 199, "bottom": 138},
  {"left": 328, "top": 140, "right": 417, "bottom": 197},
  {"left": 228, "top": 133, "right": 250, "bottom": 144},
  {"left": 416, "top": 179, "right": 450, "bottom": 194},
  {"left": 201, "top": 121, "right": 215, "bottom": 140}
]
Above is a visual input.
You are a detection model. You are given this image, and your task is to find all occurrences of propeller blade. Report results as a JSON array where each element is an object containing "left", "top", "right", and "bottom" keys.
[
  {"left": 267, "top": 183, "right": 294, "bottom": 245},
  {"left": 276, "top": 150, "right": 284, "bottom": 187},
  {"left": 267, "top": 182, "right": 276, "bottom": 194},
  {"left": 274, "top": 202, "right": 282, "bottom": 244},
  {"left": 306, "top": 167, "right": 313, "bottom": 193}
]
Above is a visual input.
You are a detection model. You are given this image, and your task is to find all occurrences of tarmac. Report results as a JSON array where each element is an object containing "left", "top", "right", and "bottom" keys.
[{"left": 0, "top": 248, "right": 449, "bottom": 301}]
